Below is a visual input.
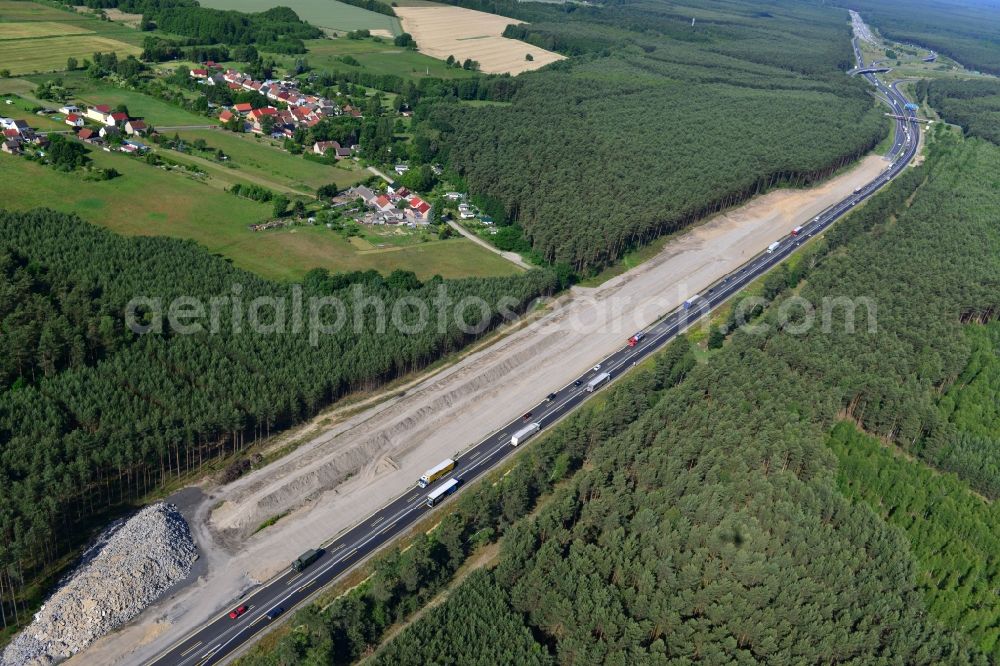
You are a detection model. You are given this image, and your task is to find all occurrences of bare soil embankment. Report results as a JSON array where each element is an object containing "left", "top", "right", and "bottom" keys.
[{"left": 73, "top": 155, "right": 886, "bottom": 666}]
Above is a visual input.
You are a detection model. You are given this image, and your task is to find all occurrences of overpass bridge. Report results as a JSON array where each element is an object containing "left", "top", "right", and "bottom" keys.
[{"left": 849, "top": 66, "right": 891, "bottom": 76}]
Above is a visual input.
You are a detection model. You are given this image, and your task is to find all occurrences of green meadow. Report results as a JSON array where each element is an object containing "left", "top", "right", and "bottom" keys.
[{"left": 197, "top": 0, "right": 400, "bottom": 35}]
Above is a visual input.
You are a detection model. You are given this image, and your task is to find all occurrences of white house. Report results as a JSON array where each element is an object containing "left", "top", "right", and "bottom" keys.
[{"left": 85, "top": 104, "right": 111, "bottom": 124}]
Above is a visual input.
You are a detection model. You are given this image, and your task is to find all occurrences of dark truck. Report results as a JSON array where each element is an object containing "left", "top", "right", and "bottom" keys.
[{"left": 292, "top": 548, "right": 322, "bottom": 572}]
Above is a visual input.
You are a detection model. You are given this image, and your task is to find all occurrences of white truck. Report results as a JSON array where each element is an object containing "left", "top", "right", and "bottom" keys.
[
  {"left": 425, "top": 478, "right": 460, "bottom": 507},
  {"left": 586, "top": 372, "right": 611, "bottom": 392},
  {"left": 767, "top": 241, "right": 780, "bottom": 254},
  {"left": 510, "top": 422, "right": 541, "bottom": 446}
]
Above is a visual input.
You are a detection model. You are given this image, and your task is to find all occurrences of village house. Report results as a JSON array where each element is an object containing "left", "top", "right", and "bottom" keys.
[
  {"left": 373, "top": 195, "right": 395, "bottom": 213},
  {"left": 233, "top": 103, "right": 253, "bottom": 114},
  {"left": 99, "top": 125, "right": 120, "bottom": 140},
  {"left": 106, "top": 111, "right": 128, "bottom": 127},
  {"left": 406, "top": 196, "right": 432, "bottom": 223},
  {"left": 312, "top": 140, "right": 353, "bottom": 159},
  {"left": 77, "top": 128, "right": 99, "bottom": 143},
  {"left": 248, "top": 106, "right": 279, "bottom": 133},
  {"left": 85, "top": 104, "right": 111, "bottom": 124},
  {"left": 1, "top": 139, "right": 21, "bottom": 155},
  {"left": 64, "top": 113, "right": 84, "bottom": 128},
  {"left": 351, "top": 185, "right": 376, "bottom": 204},
  {"left": 218, "top": 109, "right": 235, "bottom": 124},
  {"left": 313, "top": 140, "right": 338, "bottom": 155},
  {"left": 59, "top": 104, "right": 80, "bottom": 115},
  {"left": 3, "top": 120, "right": 34, "bottom": 141},
  {"left": 190, "top": 68, "right": 208, "bottom": 78},
  {"left": 125, "top": 120, "right": 147, "bottom": 136}
]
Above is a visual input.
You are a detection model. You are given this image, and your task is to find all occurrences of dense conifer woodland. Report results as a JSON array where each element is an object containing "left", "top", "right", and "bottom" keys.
[{"left": 239, "top": 128, "right": 1000, "bottom": 664}]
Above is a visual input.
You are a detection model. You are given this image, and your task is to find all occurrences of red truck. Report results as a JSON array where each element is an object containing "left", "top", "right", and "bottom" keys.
[{"left": 627, "top": 332, "right": 645, "bottom": 347}]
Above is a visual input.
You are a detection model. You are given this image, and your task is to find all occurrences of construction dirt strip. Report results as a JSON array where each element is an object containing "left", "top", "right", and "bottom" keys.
[{"left": 74, "top": 154, "right": 887, "bottom": 666}]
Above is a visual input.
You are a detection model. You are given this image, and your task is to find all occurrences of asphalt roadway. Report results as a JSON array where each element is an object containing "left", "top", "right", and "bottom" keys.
[{"left": 148, "top": 53, "right": 921, "bottom": 666}]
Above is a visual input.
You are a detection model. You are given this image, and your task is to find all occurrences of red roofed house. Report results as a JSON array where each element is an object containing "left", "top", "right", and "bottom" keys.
[
  {"left": 190, "top": 68, "right": 209, "bottom": 78},
  {"left": 77, "top": 127, "right": 98, "bottom": 142},
  {"left": 374, "top": 195, "right": 394, "bottom": 212},
  {"left": 125, "top": 120, "right": 147, "bottom": 136},
  {"left": 219, "top": 109, "right": 235, "bottom": 124},
  {"left": 64, "top": 113, "right": 84, "bottom": 128},
  {"left": 248, "top": 106, "right": 279, "bottom": 133},
  {"left": 407, "top": 196, "right": 432, "bottom": 221},
  {"left": 233, "top": 103, "right": 253, "bottom": 114},
  {"left": 106, "top": 112, "right": 128, "bottom": 126}
]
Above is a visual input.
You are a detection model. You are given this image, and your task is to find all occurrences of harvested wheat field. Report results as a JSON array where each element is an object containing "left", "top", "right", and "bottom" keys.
[{"left": 394, "top": 4, "right": 564, "bottom": 75}]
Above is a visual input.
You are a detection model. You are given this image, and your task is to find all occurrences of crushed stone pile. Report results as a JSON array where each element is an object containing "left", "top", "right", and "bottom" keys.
[{"left": 1, "top": 503, "right": 197, "bottom": 666}]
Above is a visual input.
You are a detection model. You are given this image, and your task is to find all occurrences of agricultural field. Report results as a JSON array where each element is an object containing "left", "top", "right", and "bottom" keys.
[
  {"left": 171, "top": 129, "right": 368, "bottom": 193},
  {"left": 0, "top": 20, "right": 90, "bottom": 39},
  {"left": 226, "top": 225, "right": 522, "bottom": 281},
  {"left": 198, "top": 0, "right": 400, "bottom": 36},
  {"left": 286, "top": 36, "right": 479, "bottom": 81},
  {"left": 0, "top": 148, "right": 516, "bottom": 280},
  {"left": 393, "top": 4, "right": 563, "bottom": 75},
  {"left": 0, "top": 147, "right": 270, "bottom": 241},
  {"left": 0, "top": 1, "right": 143, "bottom": 75},
  {"left": 0, "top": 94, "right": 67, "bottom": 131},
  {"left": 29, "top": 71, "right": 209, "bottom": 127}
]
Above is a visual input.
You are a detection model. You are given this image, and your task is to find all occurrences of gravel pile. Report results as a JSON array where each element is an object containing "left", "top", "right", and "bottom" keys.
[{"left": 2, "top": 503, "right": 198, "bottom": 666}]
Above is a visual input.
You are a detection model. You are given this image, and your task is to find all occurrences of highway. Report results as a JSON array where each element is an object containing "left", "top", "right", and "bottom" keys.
[{"left": 149, "top": 43, "right": 921, "bottom": 666}]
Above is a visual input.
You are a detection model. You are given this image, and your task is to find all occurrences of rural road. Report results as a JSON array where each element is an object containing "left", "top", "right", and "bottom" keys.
[
  {"left": 145, "top": 55, "right": 921, "bottom": 666},
  {"left": 446, "top": 219, "right": 531, "bottom": 269}
]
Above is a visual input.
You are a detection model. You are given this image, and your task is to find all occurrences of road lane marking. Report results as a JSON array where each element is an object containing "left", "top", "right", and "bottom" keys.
[
  {"left": 370, "top": 516, "right": 385, "bottom": 527},
  {"left": 466, "top": 450, "right": 481, "bottom": 460},
  {"left": 406, "top": 493, "right": 421, "bottom": 503},
  {"left": 286, "top": 572, "right": 303, "bottom": 586},
  {"left": 180, "top": 641, "right": 203, "bottom": 657},
  {"left": 159, "top": 83, "right": 918, "bottom": 664}
]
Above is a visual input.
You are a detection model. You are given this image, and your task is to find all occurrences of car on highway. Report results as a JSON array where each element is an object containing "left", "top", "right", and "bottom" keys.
[
  {"left": 229, "top": 605, "right": 248, "bottom": 620},
  {"left": 573, "top": 379, "right": 582, "bottom": 387},
  {"left": 592, "top": 364, "right": 601, "bottom": 372},
  {"left": 522, "top": 412, "right": 532, "bottom": 421},
  {"left": 546, "top": 392, "right": 557, "bottom": 402},
  {"left": 266, "top": 606, "right": 285, "bottom": 621}
]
